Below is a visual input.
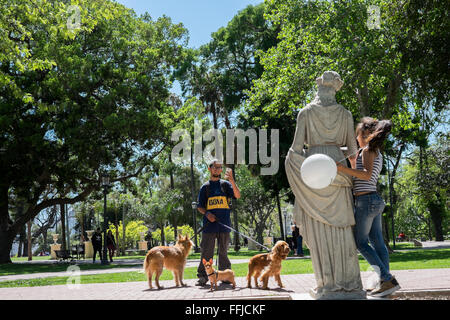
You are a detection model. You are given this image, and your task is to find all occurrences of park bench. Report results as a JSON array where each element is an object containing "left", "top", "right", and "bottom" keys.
[
  {"left": 55, "top": 250, "right": 75, "bottom": 262},
  {"left": 71, "top": 245, "right": 85, "bottom": 260}
]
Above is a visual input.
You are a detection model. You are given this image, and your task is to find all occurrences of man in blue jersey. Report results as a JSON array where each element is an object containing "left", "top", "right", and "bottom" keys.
[{"left": 195, "top": 159, "right": 241, "bottom": 286}]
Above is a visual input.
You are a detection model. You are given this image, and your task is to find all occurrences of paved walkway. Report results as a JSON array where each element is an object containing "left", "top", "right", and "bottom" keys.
[
  {"left": 0, "top": 268, "right": 449, "bottom": 300},
  {"left": 1, "top": 241, "right": 448, "bottom": 300}
]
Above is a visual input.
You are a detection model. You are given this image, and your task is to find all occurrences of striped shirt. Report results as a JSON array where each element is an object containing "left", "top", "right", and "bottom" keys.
[{"left": 353, "top": 149, "right": 383, "bottom": 194}]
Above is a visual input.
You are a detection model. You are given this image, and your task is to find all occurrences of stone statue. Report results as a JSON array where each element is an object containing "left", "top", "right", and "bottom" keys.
[{"left": 285, "top": 71, "right": 366, "bottom": 299}]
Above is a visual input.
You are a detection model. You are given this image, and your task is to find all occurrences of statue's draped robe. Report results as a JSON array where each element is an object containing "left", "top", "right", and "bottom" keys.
[{"left": 285, "top": 102, "right": 364, "bottom": 298}]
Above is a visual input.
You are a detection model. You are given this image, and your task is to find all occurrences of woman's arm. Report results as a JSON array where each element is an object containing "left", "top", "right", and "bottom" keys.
[
  {"left": 336, "top": 149, "right": 375, "bottom": 181},
  {"left": 291, "top": 109, "right": 306, "bottom": 154}
]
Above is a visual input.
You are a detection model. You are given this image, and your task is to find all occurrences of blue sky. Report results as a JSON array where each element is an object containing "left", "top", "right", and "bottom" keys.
[{"left": 115, "top": 0, "right": 263, "bottom": 49}]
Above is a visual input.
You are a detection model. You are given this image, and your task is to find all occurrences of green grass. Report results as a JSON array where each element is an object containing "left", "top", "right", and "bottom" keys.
[
  {"left": 1, "top": 248, "right": 449, "bottom": 288},
  {"left": 110, "top": 247, "right": 309, "bottom": 261},
  {"left": 2, "top": 248, "right": 288, "bottom": 277}
]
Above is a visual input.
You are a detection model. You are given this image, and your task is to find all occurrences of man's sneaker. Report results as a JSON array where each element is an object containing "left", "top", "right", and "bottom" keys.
[
  {"left": 195, "top": 277, "right": 208, "bottom": 286},
  {"left": 369, "top": 277, "right": 400, "bottom": 297}
]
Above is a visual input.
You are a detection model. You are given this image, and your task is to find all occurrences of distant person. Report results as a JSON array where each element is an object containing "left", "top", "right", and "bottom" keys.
[
  {"left": 292, "top": 222, "right": 304, "bottom": 257},
  {"left": 92, "top": 228, "right": 103, "bottom": 263},
  {"left": 106, "top": 230, "right": 117, "bottom": 262},
  {"left": 290, "top": 225, "right": 297, "bottom": 253},
  {"left": 397, "top": 232, "right": 406, "bottom": 242}
]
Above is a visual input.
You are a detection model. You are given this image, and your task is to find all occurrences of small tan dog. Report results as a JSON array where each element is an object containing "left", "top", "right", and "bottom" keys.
[
  {"left": 202, "top": 258, "right": 236, "bottom": 291},
  {"left": 143, "top": 234, "right": 193, "bottom": 289},
  {"left": 246, "top": 240, "right": 290, "bottom": 289}
]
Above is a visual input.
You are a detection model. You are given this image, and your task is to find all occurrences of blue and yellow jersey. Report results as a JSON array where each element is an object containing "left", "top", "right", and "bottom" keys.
[{"left": 197, "top": 179, "right": 235, "bottom": 233}]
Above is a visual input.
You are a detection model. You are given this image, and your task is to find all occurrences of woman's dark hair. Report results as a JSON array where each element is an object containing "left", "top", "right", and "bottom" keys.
[{"left": 356, "top": 117, "right": 392, "bottom": 152}]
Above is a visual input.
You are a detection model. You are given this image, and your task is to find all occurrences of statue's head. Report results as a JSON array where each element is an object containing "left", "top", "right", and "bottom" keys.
[{"left": 315, "top": 71, "right": 344, "bottom": 92}]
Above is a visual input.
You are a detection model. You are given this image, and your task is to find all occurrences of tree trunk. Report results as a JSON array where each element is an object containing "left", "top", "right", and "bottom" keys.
[
  {"left": 230, "top": 163, "right": 240, "bottom": 251},
  {"left": 16, "top": 204, "right": 25, "bottom": 257},
  {"left": 80, "top": 212, "right": 85, "bottom": 243},
  {"left": 60, "top": 203, "right": 66, "bottom": 251},
  {"left": 428, "top": 196, "right": 444, "bottom": 241},
  {"left": 275, "top": 191, "right": 285, "bottom": 241},
  {"left": 356, "top": 85, "right": 370, "bottom": 117},
  {"left": 27, "top": 220, "right": 32, "bottom": 261},
  {"left": 43, "top": 229, "right": 48, "bottom": 254},
  {"left": 17, "top": 228, "right": 24, "bottom": 257},
  {"left": 382, "top": 214, "right": 393, "bottom": 253},
  {"left": 115, "top": 207, "right": 119, "bottom": 257},
  {"left": 174, "top": 220, "right": 178, "bottom": 241},
  {"left": 0, "top": 183, "right": 13, "bottom": 263},
  {"left": 21, "top": 225, "right": 27, "bottom": 257},
  {"left": 255, "top": 224, "right": 265, "bottom": 251},
  {"left": 65, "top": 204, "right": 70, "bottom": 250},
  {"left": 382, "top": 73, "right": 402, "bottom": 119},
  {"left": 122, "top": 203, "right": 127, "bottom": 256},
  {"left": 211, "top": 102, "right": 218, "bottom": 129},
  {"left": 427, "top": 217, "right": 432, "bottom": 241},
  {"left": 160, "top": 224, "right": 165, "bottom": 246},
  {"left": 168, "top": 153, "right": 177, "bottom": 241},
  {"left": 420, "top": 140, "right": 444, "bottom": 241},
  {"left": 0, "top": 229, "right": 15, "bottom": 264}
]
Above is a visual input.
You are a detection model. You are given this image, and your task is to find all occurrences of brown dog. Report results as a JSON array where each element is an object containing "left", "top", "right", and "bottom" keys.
[
  {"left": 202, "top": 258, "right": 236, "bottom": 291},
  {"left": 246, "top": 240, "right": 290, "bottom": 289},
  {"left": 143, "top": 234, "right": 193, "bottom": 289}
]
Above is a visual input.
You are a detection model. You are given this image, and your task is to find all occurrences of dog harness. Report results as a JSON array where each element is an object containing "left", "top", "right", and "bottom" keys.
[{"left": 207, "top": 270, "right": 219, "bottom": 280}]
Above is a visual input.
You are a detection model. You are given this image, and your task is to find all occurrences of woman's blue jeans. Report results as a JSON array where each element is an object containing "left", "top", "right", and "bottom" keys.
[{"left": 354, "top": 193, "right": 392, "bottom": 281}]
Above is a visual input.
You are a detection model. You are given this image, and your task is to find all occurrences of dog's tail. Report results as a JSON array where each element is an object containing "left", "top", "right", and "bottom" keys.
[
  {"left": 143, "top": 251, "right": 152, "bottom": 274},
  {"left": 246, "top": 262, "right": 254, "bottom": 283}
]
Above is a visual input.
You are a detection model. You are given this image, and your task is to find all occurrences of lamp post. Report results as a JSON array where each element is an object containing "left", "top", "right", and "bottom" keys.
[
  {"left": 101, "top": 174, "right": 110, "bottom": 265},
  {"left": 282, "top": 209, "right": 288, "bottom": 242},
  {"left": 191, "top": 201, "right": 200, "bottom": 253}
]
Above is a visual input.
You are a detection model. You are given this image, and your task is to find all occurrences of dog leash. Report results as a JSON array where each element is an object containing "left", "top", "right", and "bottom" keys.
[
  {"left": 217, "top": 222, "right": 271, "bottom": 252},
  {"left": 196, "top": 219, "right": 271, "bottom": 271},
  {"left": 193, "top": 221, "right": 209, "bottom": 238}
]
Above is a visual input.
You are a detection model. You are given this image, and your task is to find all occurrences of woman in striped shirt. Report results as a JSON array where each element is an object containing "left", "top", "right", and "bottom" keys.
[{"left": 336, "top": 117, "right": 400, "bottom": 297}]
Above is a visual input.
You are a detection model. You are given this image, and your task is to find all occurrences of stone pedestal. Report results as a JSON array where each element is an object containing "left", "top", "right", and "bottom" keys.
[
  {"left": 264, "top": 237, "right": 273, "bottom": 249},
  {"left": 84, "top": 241, "right": 93, "bottom": 258},
  {"left": 50, "top": 244, "right": 61, "bottom": 260},
  {"left": 138, "top": 241, "right": 147, "bottom": 251},
  {"left": 248, "top": 240, "right": 257, "bottom": 250},
  {"left": 85, "top": 230, "right": 94, "bottom": 258},
  {"left": 309, "top": 288, "right": 367, "bottom": 300}
]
